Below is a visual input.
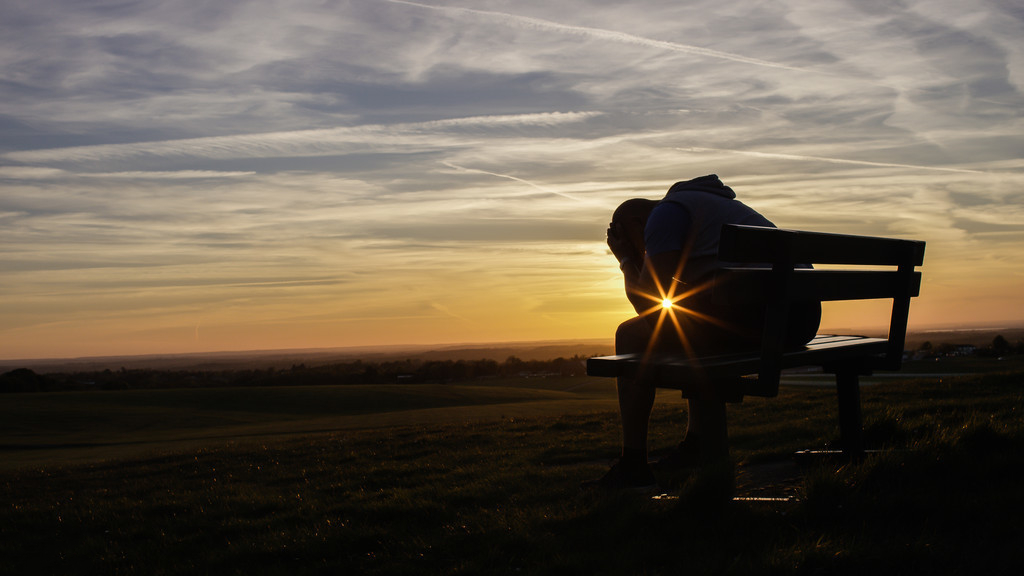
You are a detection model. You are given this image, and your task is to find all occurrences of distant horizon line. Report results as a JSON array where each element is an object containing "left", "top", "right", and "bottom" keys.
[
  {"left": 3, "top": 323, "right": 1023, "bottom": 366},
  {"left": 0, "top": 337, "right": 614, "bottom": 366}
]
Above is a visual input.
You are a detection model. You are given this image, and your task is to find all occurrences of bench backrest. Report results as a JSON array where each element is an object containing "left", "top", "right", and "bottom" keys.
[{"left": 717, "top": 224, "right": 925, "bottom": 385}]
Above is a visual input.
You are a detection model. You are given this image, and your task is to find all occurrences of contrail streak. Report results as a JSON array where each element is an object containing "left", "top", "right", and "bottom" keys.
[
  {"left": 679, "top": 147, "right": 990, "bottom": 175},
  {"left": 441, "top": 161, "right": 590, "bottom": 203},
  {"left": 430, "top": 302, "right": 472, "bottom": 323},
  {"left": 5, "top": 112, "right": 599, "bottom": 164},
  {"left": 387, "top": 0, "right": 816, "bottom": 74}
]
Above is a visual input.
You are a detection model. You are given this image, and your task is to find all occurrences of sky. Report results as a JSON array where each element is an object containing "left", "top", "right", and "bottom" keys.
[{"left": 1, "top": 0, "right": 1023, "bottom": 360}]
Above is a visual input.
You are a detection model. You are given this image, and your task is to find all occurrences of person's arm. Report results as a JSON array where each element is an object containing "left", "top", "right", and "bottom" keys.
[
  {"left": 607, "top": 219, "right": 645, "bottom": 310},
  {"left": 608, "top": 216, "right": 687, "bottom": 319},
  {"left": 628, "top": 250, "right": 684, "bottom": 319}
]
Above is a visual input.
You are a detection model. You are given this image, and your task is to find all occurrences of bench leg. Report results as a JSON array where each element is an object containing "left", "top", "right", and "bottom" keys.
[
  {"left": 688, "top": 397, "right": 730, "bottom": 463},
  {"left": 835, "top": 371, "right": 865, "bottom": 460}
]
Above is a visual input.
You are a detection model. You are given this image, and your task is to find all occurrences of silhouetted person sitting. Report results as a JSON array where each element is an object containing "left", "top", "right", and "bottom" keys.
[{"left": 585, "top": 175, "right": 820, "bottom": 491}]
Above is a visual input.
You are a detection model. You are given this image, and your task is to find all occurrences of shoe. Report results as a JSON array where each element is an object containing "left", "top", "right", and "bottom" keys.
[
  {"left": 651, "top": 439, "right": 702, "bottom": 472},
  {"left": 582, "top": 459, "right": 658, "bottom": 492}
]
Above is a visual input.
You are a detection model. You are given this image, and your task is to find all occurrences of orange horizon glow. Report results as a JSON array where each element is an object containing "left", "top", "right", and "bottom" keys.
[{"left": 1, "top": 251, "right": 1023, "bottom": 361}]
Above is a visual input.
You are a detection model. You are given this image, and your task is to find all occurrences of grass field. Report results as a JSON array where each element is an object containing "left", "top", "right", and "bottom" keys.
[
  {"left": 0, "top": 379, "right": 618, "bottom": 470},
  {"left": 2, "top": 358, "right": 1024, "bottom": 574}
]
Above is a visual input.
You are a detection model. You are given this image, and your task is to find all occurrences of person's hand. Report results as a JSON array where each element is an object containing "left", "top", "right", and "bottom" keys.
[{"left": 607, "top": 221, "right": 637, "bottom": 264}]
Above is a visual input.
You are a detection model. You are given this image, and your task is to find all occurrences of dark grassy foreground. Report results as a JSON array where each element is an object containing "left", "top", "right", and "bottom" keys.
[{"left": 3, "top": 369, "right": 1024, "bottom": 575}]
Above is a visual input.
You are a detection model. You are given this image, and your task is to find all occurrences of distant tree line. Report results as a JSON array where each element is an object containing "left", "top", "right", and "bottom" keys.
[
  {"left": 5, "top": 334, "right": 1023, "bottom": 393},
  {"left": 914, "top": 334, "right": 1024, "bottom": 359},
  {"left": 0, "top": 355, "right": 593, "bottom": 393}
]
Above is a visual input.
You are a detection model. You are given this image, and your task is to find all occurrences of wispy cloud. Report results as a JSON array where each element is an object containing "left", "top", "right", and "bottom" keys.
[
  {"left": 440, "top": 161, "right": 591, "bottom": 203},
  {"left": 387, "top": 0, "right": 824, "bottom": 74},
  {"left": 0, "top": 167, "right": 69, "bottom": 179},
  {"left": 4, "top": 111, "right": 602, "bottom": 165},
  {"left": 679, "top": 147, "right": 993, "bottom": 175},
  {"left": 83, "top": 170, "right": 257, "bottom": 179}
]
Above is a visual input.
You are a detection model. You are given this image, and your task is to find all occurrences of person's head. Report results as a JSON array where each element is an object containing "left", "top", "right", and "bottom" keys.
[{"left": 612, "top": 198, "right": 658, "bottom": 251}]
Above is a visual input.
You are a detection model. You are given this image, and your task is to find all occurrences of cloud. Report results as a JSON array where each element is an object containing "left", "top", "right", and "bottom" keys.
[
  {"left": 83, "top": 170, "right": 257, "bottom": 179},
  {"left": 440, "top": 161, "right": 593, "bottom": 203},
  {"left": 386, "top": 0, "right": 837, "bottom": 74},
  {"left": 0, "top": 167, "right": 69, "bottom": 179},
  {"left": 678, "top": 147, "right": 992, "bottom": 175},
  {"left": 2, "top": 0, "right": 1024, "bottom": 357},
  {"left": 3, "top": 111, "right": 603, "bottom": 165}
]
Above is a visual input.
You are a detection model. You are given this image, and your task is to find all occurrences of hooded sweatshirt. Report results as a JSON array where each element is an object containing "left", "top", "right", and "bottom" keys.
[{"left": 644, "top": 174, "right": 774, "bottom": 284}]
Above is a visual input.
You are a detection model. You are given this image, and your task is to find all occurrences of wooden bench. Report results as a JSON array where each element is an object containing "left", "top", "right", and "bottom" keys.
[{"left": 586, "top": 224, "right": 926, "bottom": 459}]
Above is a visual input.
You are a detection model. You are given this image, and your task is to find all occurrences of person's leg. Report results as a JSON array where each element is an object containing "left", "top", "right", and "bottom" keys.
[
  {"left": 615, "top": 315, "right": 728, "bottom": 464},
  {"left": 656, "top": 301, "right": 742, "bottom": 468},
  {"left": 582, "top": 316, "right": 658, "bottom": 490},
  {"left": 615, "top": 317, "right": 656, "bottom": 463},
  {"left": 673, "top": 294, "right": 819, "bottom": 463}
]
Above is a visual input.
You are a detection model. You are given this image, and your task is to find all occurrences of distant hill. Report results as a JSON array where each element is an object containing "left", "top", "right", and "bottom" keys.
[
  {"left": 0, "top": 339, "right": 615, "bottom": 374},
  {"left": 903, "top": 327, "right": 1024, "bottom": 350},
  {"left": 3, "top": 327, "right": 1021, "bottom": 374}
]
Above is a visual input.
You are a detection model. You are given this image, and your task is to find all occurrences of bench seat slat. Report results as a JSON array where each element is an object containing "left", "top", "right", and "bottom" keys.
[{"left": 585, "top": 335, "right": 890, "bottom": 386}]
